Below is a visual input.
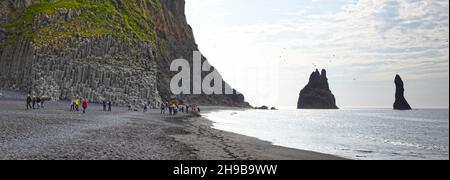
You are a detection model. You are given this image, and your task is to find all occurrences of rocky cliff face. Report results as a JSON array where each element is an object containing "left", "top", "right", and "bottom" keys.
[
  {"left": 297, "top": 69, "right": 338, "bottom": 109},
  {"left": 0, "top": 0, "right": 249, "bottom": 107},
  {"left": 394, "top": 75, "right": 412, "bottom": 110}
]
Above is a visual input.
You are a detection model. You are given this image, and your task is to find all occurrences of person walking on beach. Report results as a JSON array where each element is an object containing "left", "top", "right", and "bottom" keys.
[
  {"left": 26, "top": 95, "right": 32, "bottom": 110},
  {"left": 108, "top": 101, "right": 112, "bottom": 112},
  {"left": 160, "top": 102, "right": 166, "bottom": 114},
  {"left": 82, "top": 99, "right": 88, "bottom": 114},
  {"left": 75, "top": 97, "right": 80, "bottom": 111},
  {"left": 32, "top": 96, "right": 36, "bottom": 109},
  {"left": 36, "top": 96, "right": 41, "bottom": 109},
  {"left": 143, "top": 104, "right": 148, "bottom": 113},
  {"left": 103, "top": 100, "right": 107, "bottom": 111},
  {"left": 67, "top": 99, "right": 71, "bottom": 111},
  {"left": 40, "top": 97, "right": 45, "bottom": 109},
  {"left": 168, "top": 103, "right": 173, "bottom": 115},
  {"left": 173, "top": 104, "right": 179, "bottom": 115},
  {"left": 70, "top": 97, "right": 73, "bottom": 111},
  {"left": 70, "top": 96, "right": 76, "bottom": 112}
]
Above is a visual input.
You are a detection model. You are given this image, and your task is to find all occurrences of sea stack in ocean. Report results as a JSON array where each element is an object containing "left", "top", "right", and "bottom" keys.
[
  {"left": 393, "top": 75, "right": 412, "bottom": 110},
  {"left": 297, "top": 69, "right": 338, "bottom": 109}
]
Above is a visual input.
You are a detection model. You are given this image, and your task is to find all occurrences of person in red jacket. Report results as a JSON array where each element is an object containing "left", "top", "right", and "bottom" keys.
[{"left": 82, "top": 99, "right": 88, "bottom": 114}]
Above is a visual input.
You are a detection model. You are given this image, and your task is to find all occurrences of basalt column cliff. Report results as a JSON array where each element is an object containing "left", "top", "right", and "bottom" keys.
[{"left": 0, "top": 0, "right": 249, "bottom": 107}]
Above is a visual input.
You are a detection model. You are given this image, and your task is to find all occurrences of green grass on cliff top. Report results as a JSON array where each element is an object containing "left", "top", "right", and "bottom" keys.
[{"left": 1, "top": 0, "right": 162, "bottom": 47}]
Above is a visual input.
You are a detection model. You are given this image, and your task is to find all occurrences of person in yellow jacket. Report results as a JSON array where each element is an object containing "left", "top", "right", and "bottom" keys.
[
  {"left": 75, "top": 97, "right": 80, "bottom": 111},
  {"left": 170, "top": 104, "right": 179, "bottom": 115}
]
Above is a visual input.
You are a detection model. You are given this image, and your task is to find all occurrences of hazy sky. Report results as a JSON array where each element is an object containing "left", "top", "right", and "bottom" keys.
[{"left": 185, "top": 0, "right": 449, "bottom": 108}]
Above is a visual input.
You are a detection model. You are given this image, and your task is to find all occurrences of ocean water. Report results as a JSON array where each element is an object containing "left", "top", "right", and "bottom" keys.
[{"left": 203, "top": 108, "right": 449, "bottom": 160}]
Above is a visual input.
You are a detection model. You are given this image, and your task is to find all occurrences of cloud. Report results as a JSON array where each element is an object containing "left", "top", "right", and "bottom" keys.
[{"left": 186, "top": 0, "right": 449, "bottom": 107}]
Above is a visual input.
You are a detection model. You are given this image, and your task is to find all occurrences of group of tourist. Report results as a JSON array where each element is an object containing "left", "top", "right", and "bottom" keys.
[
  {"left": 70, "top": 96, "right": 88, "bottom": 113},
  {"left": 160, "top": 102, "right": 178, "bottom": 115},
  {"left": 25, "top": 94, "right": 114, "bottom": 114},
  {"left": 26, "top": 95, "right": 46, "bottom": 110},
  {"left": 25, "top": 95, "right": 202, "bottom": 116},
  {"left": 102, "top": 101, "right": 113, "bottom": 112},
  {"left": 160, "top": 102, "right": 201, "bottom": 116},
  {"left": 71, "top": 98, "right": 113, "bottom": 113}
]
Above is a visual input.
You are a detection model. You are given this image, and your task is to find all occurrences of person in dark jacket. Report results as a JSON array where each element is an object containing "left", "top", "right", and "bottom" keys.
[
  {"left": 36, "top": 96, "right": 41, "bottom": 109},
  {"left": 32, "top": 96, "right": 36, "bottom": 109},
  {"left": 103, "top": 101, "right": 107, "bottom": 111},
  {"left": 160, "top": 103, "right": 166, "bottom": 114},
  {"left": 26, "top": 95, "right": 32, "bottom": 110},
  {"left": 108, "top": 101, "right": 112, "bottom": 112},
  {"left": 143, "top": 104, "right": 148, "bottom": 113},
  {"left": 40, "top": 97, "right": 45, "bottom": 109}
]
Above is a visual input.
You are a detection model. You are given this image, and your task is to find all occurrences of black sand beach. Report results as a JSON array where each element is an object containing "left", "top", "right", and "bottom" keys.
[{"left": 0, "top": 95, "right": 344, "bottom": 160}]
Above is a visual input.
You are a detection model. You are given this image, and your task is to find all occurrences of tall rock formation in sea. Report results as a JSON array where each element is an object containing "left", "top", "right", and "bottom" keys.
[
  {"left": 297, "top": 69, "right": 338, "bottom": 109},
  {"left": 0, "top": 0, "right": 249, "bottom": 107},
  {"left": 393, "top": 74, "right": 412, "bottom": 110}
]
